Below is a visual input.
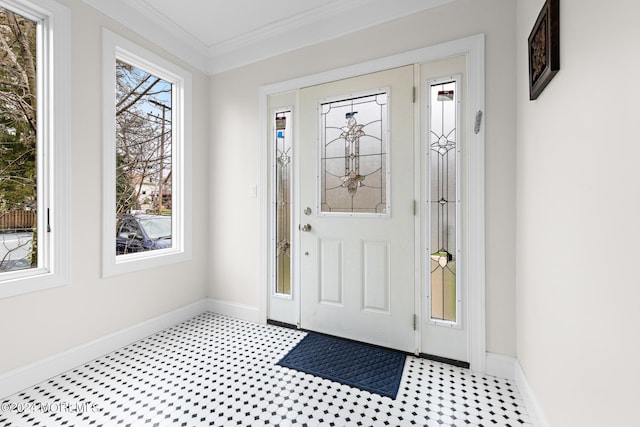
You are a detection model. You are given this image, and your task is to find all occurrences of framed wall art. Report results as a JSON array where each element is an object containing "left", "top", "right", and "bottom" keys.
[{"left": 528, "top": 0, "right": 560, "bottom": 100}]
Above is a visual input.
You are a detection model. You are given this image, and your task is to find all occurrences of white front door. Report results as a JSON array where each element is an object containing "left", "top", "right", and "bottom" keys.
[
  {"left": 298, "top": 66, "right": 415, "bottom": 353},
  {"left": 264, "top": 36, "right": 484, "bottom": 368}
]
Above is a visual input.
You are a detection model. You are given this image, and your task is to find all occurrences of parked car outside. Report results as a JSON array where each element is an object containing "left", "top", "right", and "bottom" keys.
[{"left": 116, "top": 214, "right": 172, "bottom": 254}]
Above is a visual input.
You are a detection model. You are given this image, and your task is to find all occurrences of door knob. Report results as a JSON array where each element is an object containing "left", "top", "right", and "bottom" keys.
[{"left": 299, "top": 224, "right": 312, "bottom": 232}]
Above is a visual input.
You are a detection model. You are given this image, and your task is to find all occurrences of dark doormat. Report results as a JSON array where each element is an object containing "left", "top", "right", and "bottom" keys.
[{"left": 277, "top": 332, "right": 406, "bottom": 399}]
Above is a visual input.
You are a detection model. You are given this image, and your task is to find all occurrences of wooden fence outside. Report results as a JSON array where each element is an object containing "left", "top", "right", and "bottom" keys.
[{"left": 0, "top": 211, "right": 36, "bottom": 230}]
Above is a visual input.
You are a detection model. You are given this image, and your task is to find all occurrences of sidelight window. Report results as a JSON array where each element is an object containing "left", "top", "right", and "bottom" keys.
[
  {"left": 274, "top": 110, "right": 292, "bottom": 296},
  {"left": 428, "top": 77, "right": 461, "bottom": 325}
]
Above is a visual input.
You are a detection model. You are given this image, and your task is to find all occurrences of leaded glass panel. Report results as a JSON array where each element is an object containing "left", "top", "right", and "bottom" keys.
[
  {"left": 429, "top": 80, "right": 459, "bottom": 323},
  {"left": 320, "top": 92, "right": 388, "bottom": 215},
  {"left": 274, "top": 111, "right": 292, "bottom": 295}
]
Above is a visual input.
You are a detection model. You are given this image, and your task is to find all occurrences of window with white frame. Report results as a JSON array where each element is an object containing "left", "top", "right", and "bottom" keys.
[
  {"left": 0, "top": 0, "right": 71, "bottom": 299},
  {"left": 102, "top": 29, "right": 192, "bottom": 277}
]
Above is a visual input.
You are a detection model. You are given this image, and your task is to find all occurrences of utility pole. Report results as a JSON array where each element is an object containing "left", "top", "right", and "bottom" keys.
[{"left": 149, "top": 99, "right": 171, "bottom": 214}]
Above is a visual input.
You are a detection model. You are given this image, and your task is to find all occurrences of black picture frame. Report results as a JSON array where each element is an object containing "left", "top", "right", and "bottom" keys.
[{"left": 528, "top": 0, "right": 560, "bottom": 100}]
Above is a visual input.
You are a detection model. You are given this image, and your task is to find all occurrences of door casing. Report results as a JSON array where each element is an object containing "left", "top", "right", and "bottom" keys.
[{"left": 259, "top": 34, "right": 486, "bottom": 372}]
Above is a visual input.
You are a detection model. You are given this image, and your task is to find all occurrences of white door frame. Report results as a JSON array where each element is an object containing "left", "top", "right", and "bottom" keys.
[{"left": 258, "top": 34, "right": 486, "bottom": 372}]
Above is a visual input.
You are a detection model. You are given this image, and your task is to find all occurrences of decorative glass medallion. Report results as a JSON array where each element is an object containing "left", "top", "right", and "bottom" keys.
[
  {"left": 275, "top": 111, "right": 292, "bottom": 295},
  {"left": 429, "top": 80, "right": 459, "bottom": 323},
  {"left": 320, "top": 92, "right": 388, "bottom": 215}
]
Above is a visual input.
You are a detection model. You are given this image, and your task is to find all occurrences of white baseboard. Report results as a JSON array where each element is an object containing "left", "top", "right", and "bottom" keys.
[
  {"left": 206, "top": 298, "right": 260, "bottom": 323},
  {"left": 515, "top": 360, "right": 551, "bottom": 427},
  {"left": 485, "top": 352, "right": 516, "bottom": 380},
  {"left": 485, "top": 355, "right": 550, "bottom": 426},
  {"left": 0, "top": 299, "right": 209, "bottom": 400}
]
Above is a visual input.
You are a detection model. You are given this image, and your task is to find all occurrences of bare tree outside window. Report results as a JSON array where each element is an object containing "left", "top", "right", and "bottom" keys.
[
  {"left": 0, "top": 6, "right": 37, "bottom": 272},
  {"left": 115, "top": 60, "right": 173, "bottom": 255}
]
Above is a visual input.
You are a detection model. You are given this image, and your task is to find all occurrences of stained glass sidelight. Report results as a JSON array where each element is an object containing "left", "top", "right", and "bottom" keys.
[
  {"left": 275, "top": 111, "right": 292, "bottom": 295},
  {"left": 429, "top": 80, "right": 459, "bottom": 323},
  {"left": 320, "top": 92, "right": 389, "bottom": 215}
]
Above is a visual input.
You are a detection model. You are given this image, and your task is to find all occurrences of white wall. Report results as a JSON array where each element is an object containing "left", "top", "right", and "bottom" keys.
[
  {"left": 0, "top": 0, "right": 210, "bottom": 376},
  {"left": 516, "top": 1, "right": 640, "bottom": 425},
  {"left": 209, "top": 0, "right": 518, "bottom": 357}
]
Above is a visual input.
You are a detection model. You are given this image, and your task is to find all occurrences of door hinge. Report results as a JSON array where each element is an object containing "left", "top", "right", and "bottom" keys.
[
  {"left": 413, "top": 200, "right": 417, "bottom": 216},
  {"left": 412, "top": 86, "right": 416, "bottom": 103},
  {"left": 413, "top": 314, "right": 418, "bottom": 331}
]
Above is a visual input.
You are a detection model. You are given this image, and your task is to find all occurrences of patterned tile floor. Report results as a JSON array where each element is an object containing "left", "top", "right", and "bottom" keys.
[{"left": 0, "top": 313, "right": 532, "bottom": 426}]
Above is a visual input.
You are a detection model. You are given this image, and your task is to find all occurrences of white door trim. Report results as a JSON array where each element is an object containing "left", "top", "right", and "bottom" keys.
[{"left": 258, "top": 33, "right": 486, "bottom": 372}]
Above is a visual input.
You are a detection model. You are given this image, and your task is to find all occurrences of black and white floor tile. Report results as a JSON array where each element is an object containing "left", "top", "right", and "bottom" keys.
[{"left": 0, "top": 313, "right": 531, "bottom": 426}]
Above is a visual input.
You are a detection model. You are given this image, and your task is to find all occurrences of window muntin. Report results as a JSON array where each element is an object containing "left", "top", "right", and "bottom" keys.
[
  {"left": 0, "top": 0, "right": 71, "bottom": 298},
  {"left": 102, "top": 29, "right": 192, "bottom": 277}
]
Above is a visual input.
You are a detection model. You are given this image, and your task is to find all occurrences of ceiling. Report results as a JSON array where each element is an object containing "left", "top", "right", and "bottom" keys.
[{"left": 83, "top": 0, "right": 456, "bottom": 75}]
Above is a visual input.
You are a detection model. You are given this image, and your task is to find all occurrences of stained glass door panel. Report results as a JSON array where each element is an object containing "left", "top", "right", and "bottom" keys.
[{"left": 319, "top": 92, "right": 389, "bottom": 215}]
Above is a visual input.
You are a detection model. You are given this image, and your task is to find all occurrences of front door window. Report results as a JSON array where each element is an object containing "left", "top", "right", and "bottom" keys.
[{"left": 319, "top": 92, "right": 389, "bottom": 215}]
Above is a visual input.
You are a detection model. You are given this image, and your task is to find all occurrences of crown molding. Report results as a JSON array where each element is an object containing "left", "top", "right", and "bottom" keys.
[
  {"left": 206, "top": 0, "right": 456, "bottom": 75},
  {"left": 83, "top": 0, "right": 456, "bottom": 76},
  {"left": 206, "top": 0, "right": 372, "bottom": 57},
  {"left": 83, "top": 0, "right": 209, "bottom": 73}
]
